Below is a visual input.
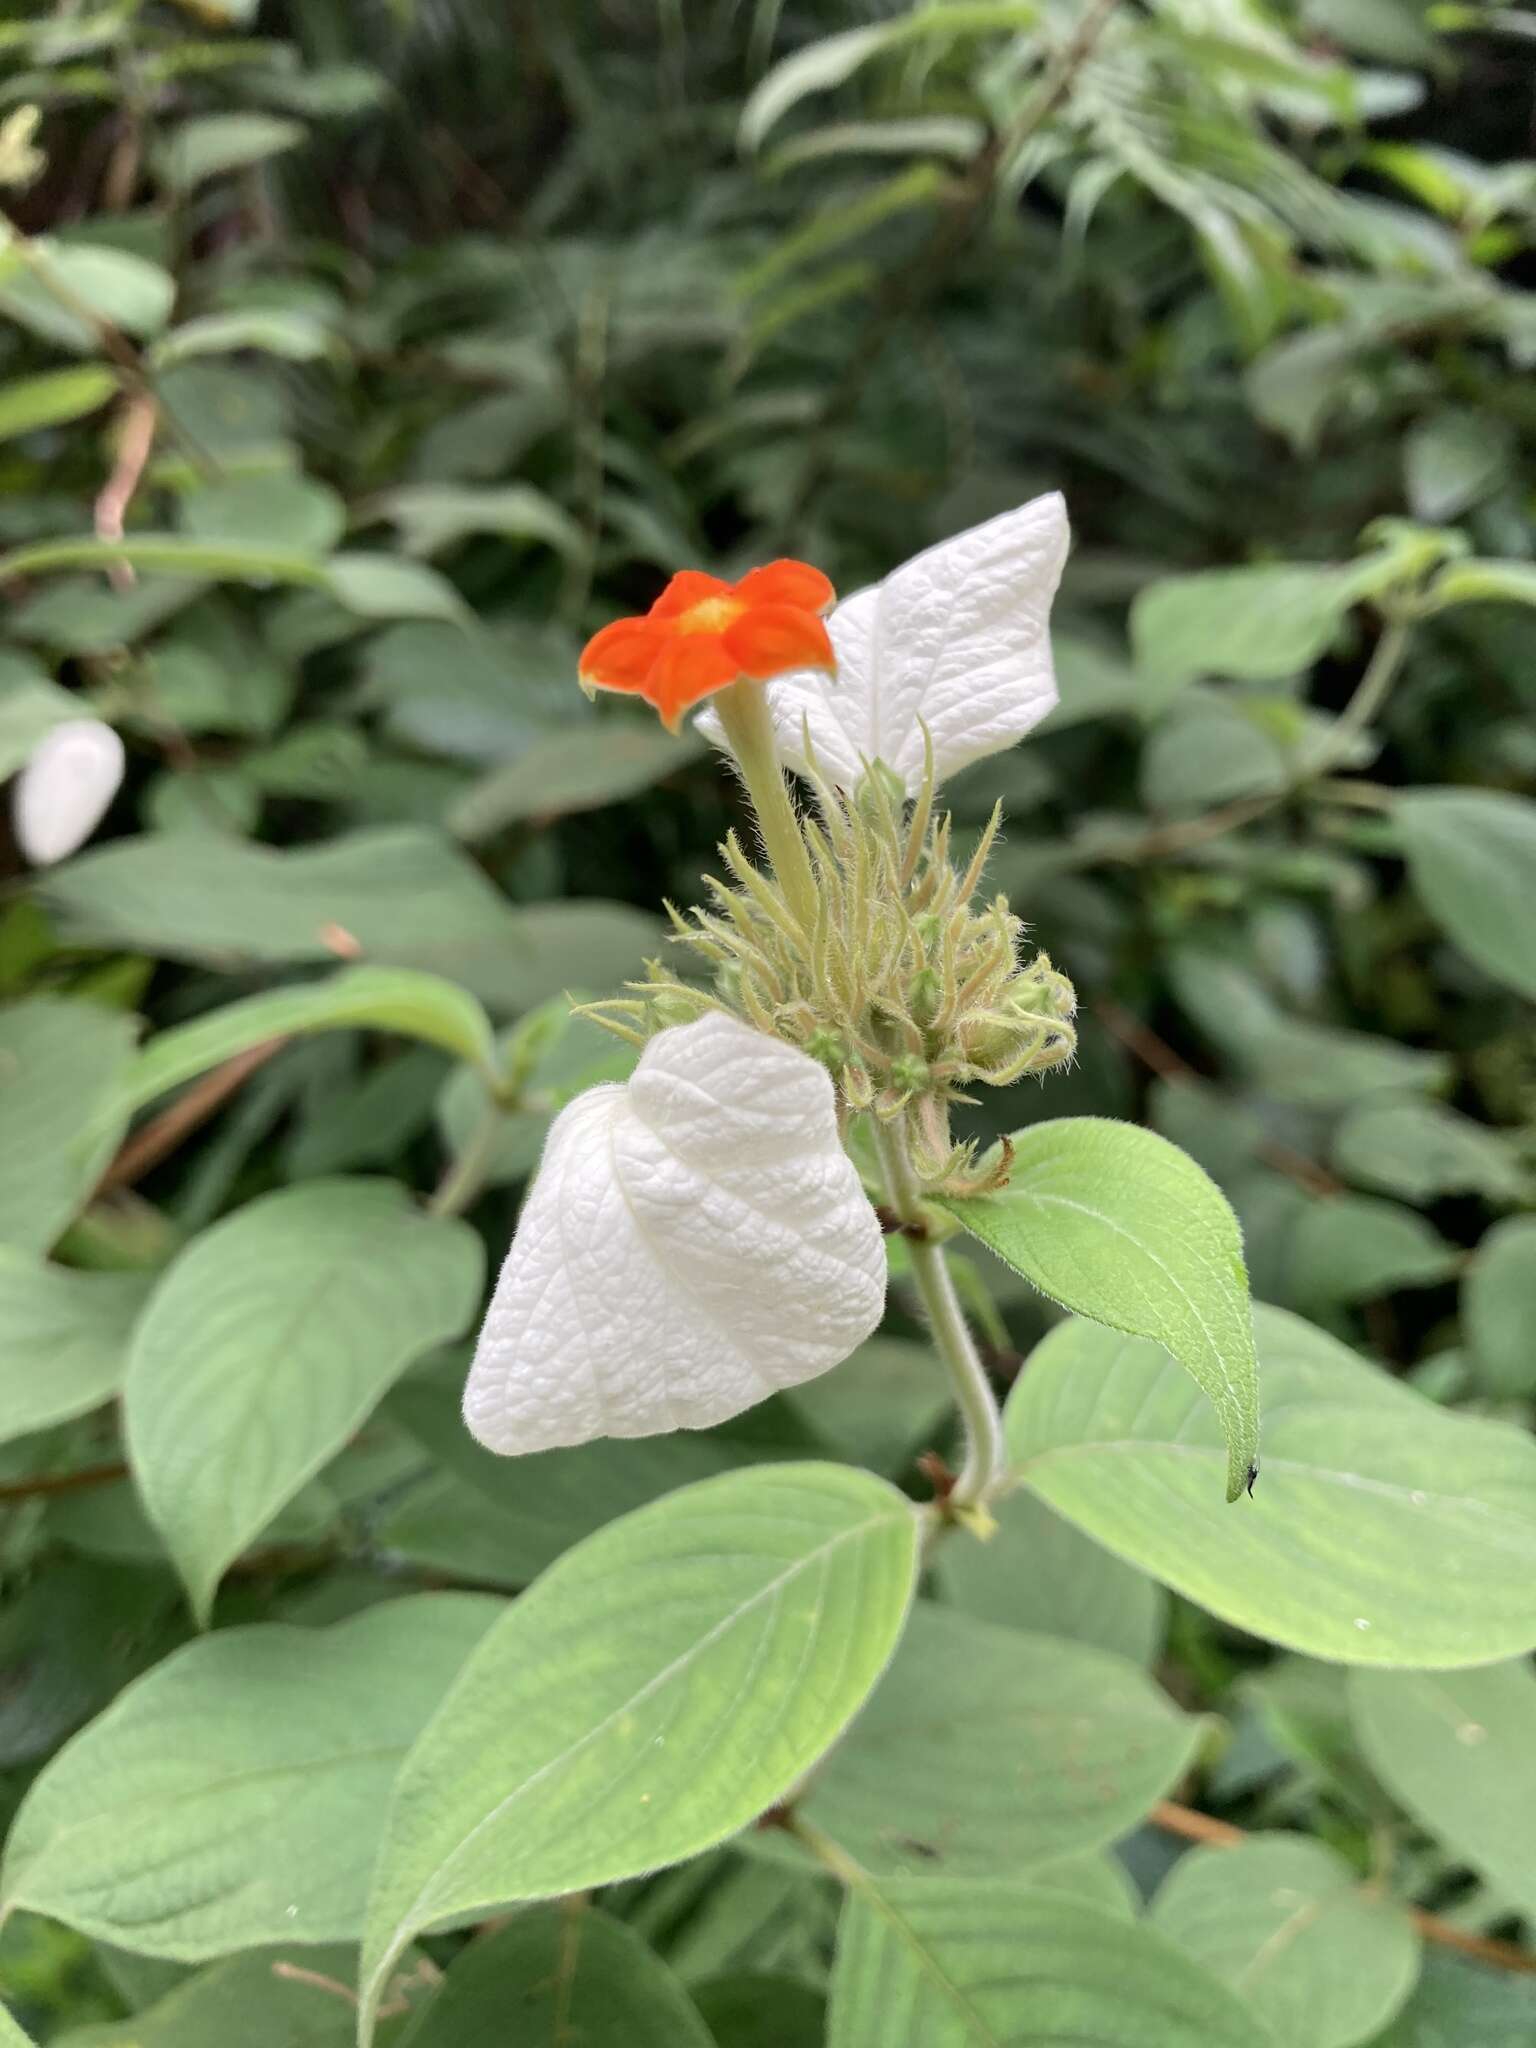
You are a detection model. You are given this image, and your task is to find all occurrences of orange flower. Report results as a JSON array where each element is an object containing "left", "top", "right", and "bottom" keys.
[{"left": 579, "top": 560, "right": 836, "bottom": 731}]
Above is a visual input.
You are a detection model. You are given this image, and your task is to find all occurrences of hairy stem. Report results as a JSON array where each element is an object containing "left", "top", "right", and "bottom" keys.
[
  {"left": 872, "top": 1118, "right": 1005, "bottom": 1508},
  {"left": 712, "top": 679, "right": 821, "bottom": 934}
]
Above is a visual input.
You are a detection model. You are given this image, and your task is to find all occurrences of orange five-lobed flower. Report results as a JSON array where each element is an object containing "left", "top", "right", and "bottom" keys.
[{"left": 579, "top": 560, "right": 836, "bottom": 730}]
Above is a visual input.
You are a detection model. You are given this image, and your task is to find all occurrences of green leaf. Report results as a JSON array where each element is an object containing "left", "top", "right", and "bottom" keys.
[
  {"left": 367, "top": 483, "right": 584, "bottom": 562},
  {"left": 0, "top": 533, "right": 326, "bottom": 587},
  {"left": 1288, "top": 1195, "right": 1459, "bottom": 1307},
  {"left": 154, "top": 112, "right": 305, "bottom": 193},
  {"left": 1168, "top": 949, "right": 1450, "bottom": 1106},
  {"left": 1397, "top": 788, "right": 1536, "bottom": 1002},
  {"left": 449, "top": 723, "right": 701, "bottom": 839},
  {"left": 1331, "top": 1095, "right": 1526, "bottom": 1206},
  {"left": 797, "top": 1603, "right": 1199, "bottom": 1877},
  {"left": 0, "top": 998, "right": 137, "bottom": 1254},
  {"left": 1351, "top": 1662, "right": 1536, "bottom": 1921},
  {"left": 395, "top": 1907, "right": 714, "bottom": 2048},
  {"left": 0, "top": 2005, "right": 34, "bottom": 2047},
  {"left": 1149, "top": 1834, "right": 1420, "bottom": 2048},
  {"left": 1140, "top": 694, "right": 1287, "bottom": 816},
  {"left": 0, "top": 364, "right": 117, "bottom": 441},
  {"left": 739, "top": 25, "right": 892, "bottom": 152},
  {"left": 148, "top": 308, "right": 332, "bottom": 370},
  {"left": 178, "top": 474, "right": 346, "bottom": 555},
  {"left": 827, "top": 1876, "right": 1256, "bottom": 2047},
  {"left": 125, "top": 1179, "right": 483, "bottom": 1619},
  {"left": 0, "top": 1251, "right": 150, "bottom": 1444},
  {"left": 1131, "top": 563, "right": 1361, "bottom": 690},
  {"left": 0, "top": 240, "right": 175, "bottom": 351},
  {"left": 1, "top": 1596, "right": 498, "bottom": 1958},
  {"left": 1004, "top": 1305, "right": 1536, "bottom": 1666},
  {"left": 756, "top": 1338, "right": 939, "bottom": 1481},
  {"left": 36, "top": 827, "right": 661, "bottom": 1015},
  {"left": 0, "top": 660, "right": 79, "bottom": 779},
  {"left": 1426, "top": 557, "right": 1536, "bottom": 611},
  {"left": 358, "top": 1463, "right": 919, "bottom": 2039},
  {"left": 933, "top": 1487, "right": 1166, "bottom": 1666},
  {"left": 939, "top": 1118, "right": 1258, "bottom": 1502},
  {"left": 1404, "top": 408, "right": 1513, "bottom": 520},
  {"left": 115, "top": 967, "right": 499, "bottom": 1125},
  {"left": 1371, "top": 1953, "right": 1536, "bottom": 2047},
  {"left": 324, "top": 555, "right": 469, "bottom": 627},
  {"left": 380, "top": 1374, "right": 746, "bottom": 1588},
  {"left": 48, "top": 1949, "right": 361, "bottom": 2048},
  {"left": 1464, "top": 1216, "right": 1536, "bottom": 1398},
  {"left": 694, "top": 1974, "right": 826, "bottom": 2048}
]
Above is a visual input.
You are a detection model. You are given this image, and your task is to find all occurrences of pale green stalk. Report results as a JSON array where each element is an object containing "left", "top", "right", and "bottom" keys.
[{"left": 871, "top": 1118, "right": 1006, "bottom": 1508}]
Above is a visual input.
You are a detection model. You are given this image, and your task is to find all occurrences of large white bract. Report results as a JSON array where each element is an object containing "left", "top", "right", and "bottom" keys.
[
  {"left": 699, "top": 493, "right": 1069, "bottom": 794},
  {"left": 463, "top": 1010, "right": 887, "bottom": 1455},
  {"left": 13, "top": 717, "right": 126, "bottom": 866}
]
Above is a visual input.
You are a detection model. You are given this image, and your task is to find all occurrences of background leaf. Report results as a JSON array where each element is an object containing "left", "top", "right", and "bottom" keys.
[
  {"left": 0, "top": 999, "right": 137, "bottom": 1254},
  {"left": 1350, "top": 1662, "right": 1536, "bottom": 1923},
  {"left": 1397, "top": 789, "right": 1536, "bottom": 1002},
  {"left": 125, "top": 1179, "right": 483, "bottom": 1618},
  {"left": 1149, "top": 1833, "right": 1420, "bottom": 2048},
  {"left": 797, "top": 1602, "right": 1200, "bottom": 1877},
  {"left": 1, "top": 1596, "right": 500, "bottom": 1958},
  {"left": 0, "top": 1253, "right": 150, "bottom": 1444},
  {"left": 395, "top": 1907, "right": 714, "bottom": 2048},
  {"left": 827, "top": 1877, "right": 1257, "bottom": 2047}
]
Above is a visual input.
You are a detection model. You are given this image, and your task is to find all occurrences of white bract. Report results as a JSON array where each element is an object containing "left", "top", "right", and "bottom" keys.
[
  {"left": 463, "top": 1010, "right": 886, "bottom": 1455},
  {"left": 699, "top": 493, "right": 1069, "bottom": 794},
  {"left": 12, "top": 718, "right": 125, "bottom": 866}
]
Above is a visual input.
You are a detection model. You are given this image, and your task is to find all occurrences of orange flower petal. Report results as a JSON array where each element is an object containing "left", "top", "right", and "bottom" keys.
[
  {"left": 734, "top": 559, "right": 836, "bottom": 615},
  {"left": 649, "top": 570, "right": 734, "bottom": 620},
  {"left": 580, "top": 616, "right": 666, "bottom": 695},
  {"left": 723, "top": 603, "right": 835, "bottom": 680},
  {"left": 646, "top": 634, "right": 740, "bottom": 728}
]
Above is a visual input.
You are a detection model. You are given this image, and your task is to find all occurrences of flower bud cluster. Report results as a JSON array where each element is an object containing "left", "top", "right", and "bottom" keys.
[{"left": 589, "top": 738, "right": 1076, "bottom": 1195}]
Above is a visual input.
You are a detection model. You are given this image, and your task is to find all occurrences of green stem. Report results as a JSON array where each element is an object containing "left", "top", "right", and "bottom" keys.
[
  {"left": 711, "top": 678, "right": 821, "bottom": 933},
  {"left": 428, "top": 1103, "right": 506, "bottom": 1219},
  {"left": 1321, "top": 618, "right": 1410, "bottom": 773},
  {"left": 871, "top": 1118, "right": 1006, "bottom": 1508}
]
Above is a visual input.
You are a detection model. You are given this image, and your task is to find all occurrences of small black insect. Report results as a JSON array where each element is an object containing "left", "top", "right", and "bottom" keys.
[{"left": 1245, "top": 1458, "right": 1260, "bottom": 1499}]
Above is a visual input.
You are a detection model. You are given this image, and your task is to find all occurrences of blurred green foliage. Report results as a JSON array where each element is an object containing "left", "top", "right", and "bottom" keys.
[{"left": 1, "top": 0, "right": 1536, "bottom": 2041}]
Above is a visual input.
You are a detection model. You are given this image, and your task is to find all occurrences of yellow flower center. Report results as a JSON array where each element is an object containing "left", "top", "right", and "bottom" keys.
[{"left": 678, "top": 595, "right": 746, "bottom": 635}]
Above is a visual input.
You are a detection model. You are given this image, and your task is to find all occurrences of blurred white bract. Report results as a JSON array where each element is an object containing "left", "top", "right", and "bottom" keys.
[
  {"left": 12, "top": 717, "right": 125, "bottom": 866},
  {"left": 699, "top": 494, "right": 1069, "bottom": 792}
]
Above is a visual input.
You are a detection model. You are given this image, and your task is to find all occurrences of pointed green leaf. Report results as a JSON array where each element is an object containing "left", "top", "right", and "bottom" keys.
[
  {"left": 1464, "top": 1216, "right": 1536, "bottom": 1397},
  {"left": 358, "top": 1463, "right": 919, "bottom": 2039},
  {"left": 125, "top": 1180, "right": 483, "bottom": 1619},
  {"left": 1005, "top": 1305, "right": 1536, "bottom": 1666},
  {"left": 939, "top": 1118, "right": 1258, "bottom": 1500}
]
